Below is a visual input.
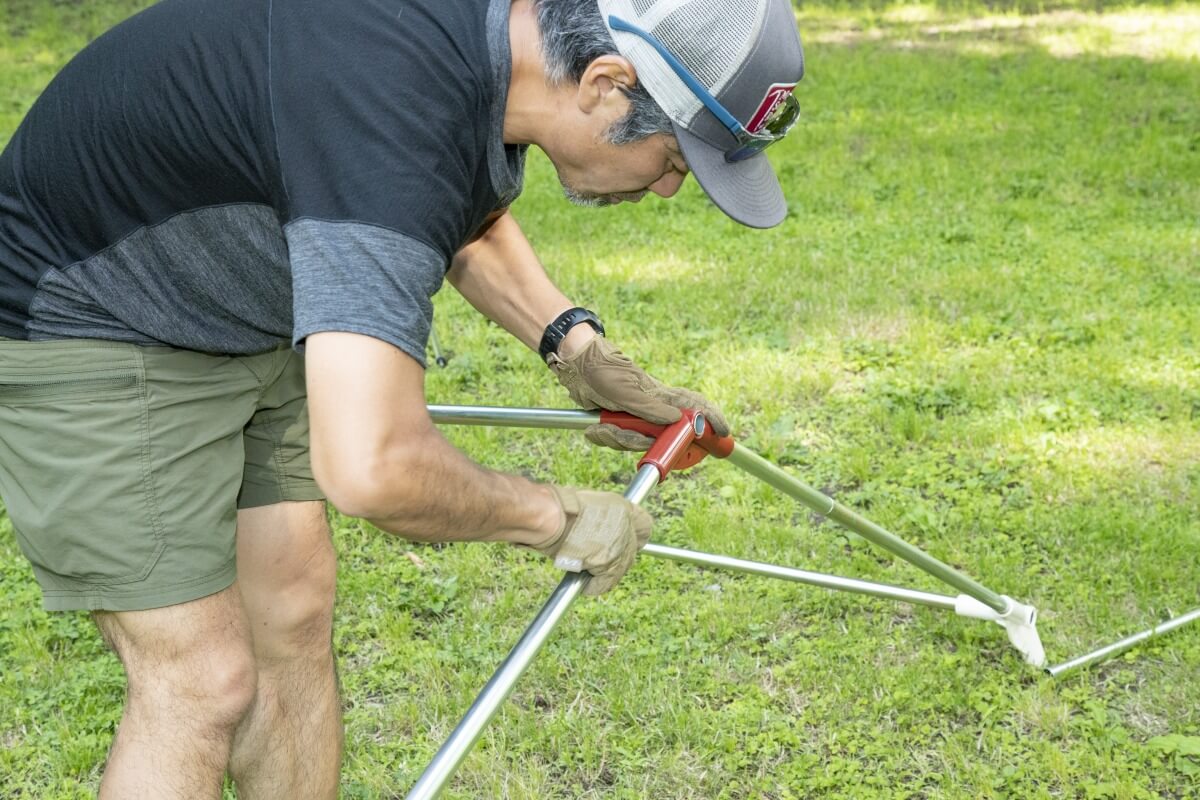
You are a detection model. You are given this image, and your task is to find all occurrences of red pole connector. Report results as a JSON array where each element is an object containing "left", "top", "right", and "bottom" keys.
[{"left": 598, "top": 409, "right": 735, "bottom": 481}]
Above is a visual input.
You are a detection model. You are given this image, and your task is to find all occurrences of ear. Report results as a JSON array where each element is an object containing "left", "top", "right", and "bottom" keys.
[{"left": 576, "top": 54, "right": 639, "bottom": 114}]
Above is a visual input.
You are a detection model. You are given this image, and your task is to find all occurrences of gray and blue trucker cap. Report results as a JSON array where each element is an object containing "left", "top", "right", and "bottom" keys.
[{"left": 598, "top": 0, "right": 804, "bottom": 228}]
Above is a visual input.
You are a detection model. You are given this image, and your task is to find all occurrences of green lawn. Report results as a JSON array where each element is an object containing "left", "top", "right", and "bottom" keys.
[{"left": 2, "top": 1, "right": 1198, "bottom": 797}]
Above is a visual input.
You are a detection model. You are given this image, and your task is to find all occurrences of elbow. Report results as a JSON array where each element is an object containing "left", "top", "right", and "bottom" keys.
[
  {"left": 320, "top": 474, "right": 389, "bottom": 523},
  {"left": 317, "top": 463, "right": 390, "bottom": 522},
  {"left": 314, "top": 439, "right": 424, "bottom": 524}
]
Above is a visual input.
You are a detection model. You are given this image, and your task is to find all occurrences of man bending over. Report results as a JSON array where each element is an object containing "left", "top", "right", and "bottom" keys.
[{"left": 0, "top": 0, "right": 803, "bottom": 794}]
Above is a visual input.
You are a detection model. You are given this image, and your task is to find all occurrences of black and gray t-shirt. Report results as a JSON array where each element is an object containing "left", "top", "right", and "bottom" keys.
[{"left": 0, "top": 0, "right": 525, "bottom": 365}]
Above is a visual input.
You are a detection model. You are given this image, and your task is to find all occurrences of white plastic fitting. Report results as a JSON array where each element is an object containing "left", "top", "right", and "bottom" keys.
[{"left": 955, "top": 594, "right": 1047, "bottom": 667}]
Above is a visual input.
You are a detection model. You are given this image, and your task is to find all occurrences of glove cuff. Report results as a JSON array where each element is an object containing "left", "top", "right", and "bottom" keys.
[
  {"left": 531, "top": 485, "right": 577, "bottom": 557},
  {"left": 547, "top": 338, "right": 603, "bottom": 410}
]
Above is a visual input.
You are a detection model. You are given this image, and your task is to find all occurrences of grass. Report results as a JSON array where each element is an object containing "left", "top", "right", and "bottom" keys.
[{"left": 2, "top": 0, "right": 1198, "bottom": 797}]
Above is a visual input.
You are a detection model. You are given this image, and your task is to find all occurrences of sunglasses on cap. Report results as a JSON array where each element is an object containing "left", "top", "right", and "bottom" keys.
[{"left": 608, "top": 14, "right": 801, "bottom": 163}]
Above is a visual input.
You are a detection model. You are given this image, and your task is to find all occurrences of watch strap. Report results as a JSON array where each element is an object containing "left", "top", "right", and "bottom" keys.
[{"left": 539, "top": 307, "right": 605, "bottom": 363}]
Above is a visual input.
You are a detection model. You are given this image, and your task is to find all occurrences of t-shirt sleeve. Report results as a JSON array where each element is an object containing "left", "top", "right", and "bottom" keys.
[
  {"left": 270, "top": 0, "right": 493, "bottom": 363},
  {"left": 285, "top": 220, "right": 444, "bottom": 365}
]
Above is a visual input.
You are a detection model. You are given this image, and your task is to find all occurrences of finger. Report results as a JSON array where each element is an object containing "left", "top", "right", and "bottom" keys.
[
  {"left": 587, "top": 367, "right": 683, "bottom": 424},
  {"left": 628, "top": 505, "right": 654, "bottom": 547},
  {"left": 700, "top": 405, "right": 730, "bottom": 437},
  {"left": 658, "top": 387, "right": 730, "bottom": 436},
  {"left": 560, "top": 339, "right": 689, "bottom": 426},
  {"left": 577, "top": 351, "right": 680, "bottom": 424},
  {"left": 613, "top": 428, "right": 656, "bottom": 450},
  {"left": 584, "top": 424, "right": 655, "bottom": 452},
  {"left": 582, "top": 547, "right": 635, "bottom": 597},
  {"left": 620, "top": 396, "right": 685, "bottom": 427},
  {"left": 582, "top": 573, "right": 616, "bottom": 596}
]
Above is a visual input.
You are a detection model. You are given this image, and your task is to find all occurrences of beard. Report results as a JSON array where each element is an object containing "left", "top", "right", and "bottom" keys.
[
  {"left": 559, "top": 181, "right": 648, "bottom": 208},
  {"left": 560, "top": 182, "right": 616, "bottom": 208}
]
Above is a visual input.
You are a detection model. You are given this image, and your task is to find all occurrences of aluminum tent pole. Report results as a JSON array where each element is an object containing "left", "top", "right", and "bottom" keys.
[
  {"left": 718, "top": 445, "right": 1045, "bottom": 665},
  {"left": 1046, "top": 607, "right": 1200, "bottom": 678},
  {"left": 427, "top": 404, "right": 1045, "bottom": 666},
  {"left": 429, "top": 404, "right": 963, "bottom": 608},
  {"left": 428, "top": 404, "right": 599, "bottom": 429},
  {"left": 408, "top": 413, "right": 716, "bottom": 798},
  {"left": 429, "top": 405, "right": 1007, "bottom": 610},
  {"left": 642, "top": 543, "right": 957, "bottom": 610},
  {"left": 723, "top": 445, "right": 1006, "bottom": 612},
  {"left": 405, "top": 465, "right": 661, "bottom": 800}
]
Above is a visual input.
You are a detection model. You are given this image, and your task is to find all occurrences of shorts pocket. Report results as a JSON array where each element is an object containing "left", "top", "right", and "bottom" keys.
[
  {"left": 0, "top": 341, "right": 165, "bottom": 586},
  {"left": 0, "top": 367, "right": 139, "bottom": 403}
]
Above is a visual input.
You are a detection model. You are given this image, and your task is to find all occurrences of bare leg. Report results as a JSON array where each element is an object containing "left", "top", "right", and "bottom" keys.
[
  {"left": 95, "top": 585, "right": 257, "bottom": 800},
  {"left": 228, "top": 500, "right": 341, "bottom": 799}
]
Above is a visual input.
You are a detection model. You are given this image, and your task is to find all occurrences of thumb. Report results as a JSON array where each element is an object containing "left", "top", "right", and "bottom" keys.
[
  {"left": 657, "top": 387, "right": 730, "bottom": 437},
  {"left": 584, "top": 423, "right": 656, "bottom": 452}
]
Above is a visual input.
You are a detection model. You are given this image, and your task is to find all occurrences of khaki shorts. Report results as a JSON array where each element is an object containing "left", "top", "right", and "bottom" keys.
[{"left": 0, "top": 338, "right": 324, "bottom": 612}]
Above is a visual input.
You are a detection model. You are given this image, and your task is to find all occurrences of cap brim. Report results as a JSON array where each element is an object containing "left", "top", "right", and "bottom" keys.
[{"left": 673, "top": 122, "right": 787, "bottom": 229}]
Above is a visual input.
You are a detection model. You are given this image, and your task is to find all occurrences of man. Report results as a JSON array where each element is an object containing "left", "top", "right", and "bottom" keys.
[{"left": 0, "top": 0, "right": 803, "bottom": 795}]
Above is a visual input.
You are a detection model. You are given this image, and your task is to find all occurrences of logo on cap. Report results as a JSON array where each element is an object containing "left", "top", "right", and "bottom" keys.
[{"left": 746, "top": 83, "right": 798, "bottom": 135}]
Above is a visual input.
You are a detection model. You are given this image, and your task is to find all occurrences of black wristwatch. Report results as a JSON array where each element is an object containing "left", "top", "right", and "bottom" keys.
[{"left": 538, "top": 307, "right": 605, "bottom": 363}]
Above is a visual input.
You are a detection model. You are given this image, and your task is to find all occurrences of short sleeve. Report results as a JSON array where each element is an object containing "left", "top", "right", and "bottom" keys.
[
  {"left": 269, "top": 0, "right": 498, "bottom": 361},
  {"left": 285, "top": 219, "right": 444, "bottom": 365}
]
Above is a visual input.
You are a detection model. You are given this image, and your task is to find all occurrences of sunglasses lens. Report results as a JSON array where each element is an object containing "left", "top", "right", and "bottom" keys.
[
  {"left": 761, "top": 92, "right": 801, "bottom": 136},
  {"left": 725, "top": 94, "right": 801, "bottom": 162}
]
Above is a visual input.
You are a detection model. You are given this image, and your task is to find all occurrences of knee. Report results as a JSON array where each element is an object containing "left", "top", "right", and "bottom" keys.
[
  {"left": 238, "top": 503, "right": 337, "bottom": 658},
  {"left": 278, "top": 566, "right": 336, "bottom": 654},
  {"left": 193, "top": 652, "right": 260, "bottom": 730},
  {"left": 259, "top": 544, "right": 337, "bottom": 657},
  {"left": 128, "top": 642, "right": 259, "bottom": 735}
]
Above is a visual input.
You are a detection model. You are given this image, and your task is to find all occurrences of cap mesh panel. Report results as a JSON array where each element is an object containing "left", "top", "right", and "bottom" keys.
[
  {"left": 600, "top": 0, "right": 766, "bottom": 126},
  {"left": 654, "top": 1, "right": 758, "bottom": 92}
]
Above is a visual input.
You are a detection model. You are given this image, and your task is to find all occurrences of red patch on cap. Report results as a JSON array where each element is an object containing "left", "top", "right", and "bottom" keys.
[{"left": 746, "top": 83, "right": 797, "bottom": 134}]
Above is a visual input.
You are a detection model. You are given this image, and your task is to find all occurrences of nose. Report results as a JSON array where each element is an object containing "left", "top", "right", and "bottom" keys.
[{"left": 649, "top": 168, "right": 687, "bottom": 199}]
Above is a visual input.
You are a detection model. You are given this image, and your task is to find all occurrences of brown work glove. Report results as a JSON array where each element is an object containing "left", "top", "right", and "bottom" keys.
[
  {"left": 531, "top": 486, "right": 653, "bottom": 596},
  {"left": 549, "top": 336, "right": 730, "bottom": 451}
]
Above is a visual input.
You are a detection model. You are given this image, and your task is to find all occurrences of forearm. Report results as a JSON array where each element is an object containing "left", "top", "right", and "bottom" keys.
[
  {"left": 306, "top": 331, "right": 562, "bottom": 547},
  {"left": 448, "top": 210, "right": 592, "bottom": 355},
  {"left": 357, "top": 428, "right": 561, "bottom": 546}
]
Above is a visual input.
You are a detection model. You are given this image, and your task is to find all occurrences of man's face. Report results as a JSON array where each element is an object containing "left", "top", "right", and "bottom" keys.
[{"left": 554, "top": 132, "right": 690, "bottom": 208}]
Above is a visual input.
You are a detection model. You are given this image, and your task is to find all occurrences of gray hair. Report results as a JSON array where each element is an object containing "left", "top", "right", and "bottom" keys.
[{"left": 532, "top": 0, "right": 674, "bottom": 145}]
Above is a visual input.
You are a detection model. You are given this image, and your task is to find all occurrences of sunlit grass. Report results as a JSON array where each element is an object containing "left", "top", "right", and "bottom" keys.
[
  {"left": 2, "top": 1, "right": 1198, "bottom": 798},
  {"left": 802, "top": 3, "right": 1200, "bottom": 61}
]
